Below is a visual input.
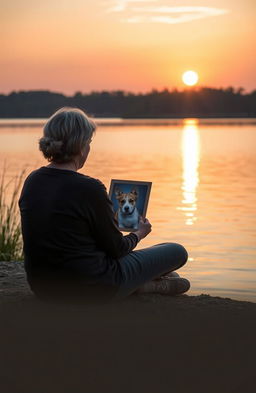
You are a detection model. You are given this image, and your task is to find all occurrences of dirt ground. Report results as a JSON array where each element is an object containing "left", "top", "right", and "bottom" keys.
[{"left": 1, "top": 261, "right": 256, "bottom": 393}]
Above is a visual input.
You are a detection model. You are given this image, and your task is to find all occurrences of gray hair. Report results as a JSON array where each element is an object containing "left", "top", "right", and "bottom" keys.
[{"left": 39, "top": 107, "right": 96, "bottom": 163}]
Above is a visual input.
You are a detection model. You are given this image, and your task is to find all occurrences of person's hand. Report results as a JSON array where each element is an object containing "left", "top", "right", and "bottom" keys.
[{"left": 134, "top": 217, "right": 152, "bottom": 241}]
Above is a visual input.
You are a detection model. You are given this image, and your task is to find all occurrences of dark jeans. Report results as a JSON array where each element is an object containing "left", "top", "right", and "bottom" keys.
[
  {"left": 113, "top": 242, "right": 188, "bottom": 300},
  {"left": 27, "top": 242, "right": 188, "bottom": 304}
]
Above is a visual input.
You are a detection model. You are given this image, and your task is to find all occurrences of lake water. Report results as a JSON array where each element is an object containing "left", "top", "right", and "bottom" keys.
[{"left": 0, "top": 118, "right": 256, "bottom": 302}]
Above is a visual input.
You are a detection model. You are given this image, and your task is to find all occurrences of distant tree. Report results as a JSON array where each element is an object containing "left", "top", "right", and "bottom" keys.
[
  {"left": 236, "top": 87, "right": 245, "bottom": 95},
  {"left": 74, "top": 91, "right": 83, "bottom": 98}
]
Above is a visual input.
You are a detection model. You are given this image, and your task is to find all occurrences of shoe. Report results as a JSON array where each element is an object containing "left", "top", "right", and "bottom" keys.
[
  {"left": 137, "top": 277, "right": 190, "bottom": 296},
  {"left": 155, "top": 277, "right": 190, "bottom": 295}
]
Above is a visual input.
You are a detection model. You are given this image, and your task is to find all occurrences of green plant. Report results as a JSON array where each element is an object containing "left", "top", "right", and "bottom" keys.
[{"left": 0, "top": 164, "right": 27, "bottom": 261}]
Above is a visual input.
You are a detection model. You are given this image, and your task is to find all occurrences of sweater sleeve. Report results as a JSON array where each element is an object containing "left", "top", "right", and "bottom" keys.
[{"left": 86, "top": 178, "right": 139, "bottom": 259}]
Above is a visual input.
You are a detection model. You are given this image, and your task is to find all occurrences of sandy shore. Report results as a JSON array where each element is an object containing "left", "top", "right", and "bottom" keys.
[{"left": 1, "top": 261, "right": 256, "bottom": 393}]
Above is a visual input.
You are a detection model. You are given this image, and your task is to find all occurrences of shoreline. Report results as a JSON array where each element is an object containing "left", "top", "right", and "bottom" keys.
[
  {"left": 0, "top": 260, "right": 255, "bottom": 307},
  {"left": 1, "top": 117, "right": 256, "bottom": 129}
]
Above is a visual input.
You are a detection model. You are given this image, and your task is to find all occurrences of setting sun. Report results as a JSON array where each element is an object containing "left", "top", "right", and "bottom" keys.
[{"left": 182, "top": 71, "right": 199, "bottom": 86}]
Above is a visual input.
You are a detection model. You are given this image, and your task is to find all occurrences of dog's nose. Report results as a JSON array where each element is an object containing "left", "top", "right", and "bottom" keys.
[{"left": 124, "top": 206, "right": 129, "bottom": 212}]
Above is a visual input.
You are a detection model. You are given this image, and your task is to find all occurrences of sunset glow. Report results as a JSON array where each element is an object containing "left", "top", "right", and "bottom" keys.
[
  {"left": 1, "top": 1, "right": 255, "bottom": 94},
  {"left": 177, "top": 119, "right": 201, "bottom": 226}
]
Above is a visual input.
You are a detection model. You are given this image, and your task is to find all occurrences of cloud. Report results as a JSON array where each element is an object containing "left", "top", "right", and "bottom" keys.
[
  {"left": 106, "top": 1, "right": 230, "bottom": 24},
  {"left": 106, "top": 0, "right": 157, "bottom": 13}
]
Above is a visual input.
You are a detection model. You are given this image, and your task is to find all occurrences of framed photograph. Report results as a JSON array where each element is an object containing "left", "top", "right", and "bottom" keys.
[{"left": 108, "top": 179, "right": 152, "bottom": 232}]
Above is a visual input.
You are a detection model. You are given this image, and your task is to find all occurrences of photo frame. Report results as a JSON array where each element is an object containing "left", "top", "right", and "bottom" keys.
[{"left": 108, "top": 179, "right": 152, "bottom": 232}]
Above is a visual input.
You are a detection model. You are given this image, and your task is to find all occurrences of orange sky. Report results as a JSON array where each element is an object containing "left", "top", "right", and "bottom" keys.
[{"left": 1, "top": 0, "right": 255, "bottom": 94}]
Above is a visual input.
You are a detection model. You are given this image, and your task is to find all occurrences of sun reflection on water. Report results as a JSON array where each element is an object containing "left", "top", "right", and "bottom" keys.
[{"left": 177, "top": 119, "right": 201, "bottom": 225}]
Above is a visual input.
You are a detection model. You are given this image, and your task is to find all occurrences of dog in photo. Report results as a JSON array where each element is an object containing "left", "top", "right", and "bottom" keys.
[{"left": 114, "top": 187, "right": 141, "bottom": 229}]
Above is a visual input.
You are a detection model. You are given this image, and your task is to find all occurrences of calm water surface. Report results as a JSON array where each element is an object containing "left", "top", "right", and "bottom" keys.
[{"left": 1, "top": 118, "right": 255, "bottom": 302}]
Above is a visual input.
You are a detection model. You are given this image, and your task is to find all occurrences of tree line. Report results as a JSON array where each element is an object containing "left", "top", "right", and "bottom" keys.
[{"left": 0, "top": 87, "right": 255, "bottom": 118}]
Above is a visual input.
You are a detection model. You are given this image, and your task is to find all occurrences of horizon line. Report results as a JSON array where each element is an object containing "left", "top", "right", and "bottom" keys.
[{"left": 1, "top": 85, "right": 255, "bottom": 96}]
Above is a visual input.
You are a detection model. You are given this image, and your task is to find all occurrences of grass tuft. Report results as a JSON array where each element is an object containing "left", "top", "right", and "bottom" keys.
[{"left": 0, "top": 163, "right": 26, "bottom": 261}]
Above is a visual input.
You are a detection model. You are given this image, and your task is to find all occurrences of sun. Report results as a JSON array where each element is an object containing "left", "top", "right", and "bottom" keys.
[{"left": 182, "top": 71, "right": 199, "bottom": 86}]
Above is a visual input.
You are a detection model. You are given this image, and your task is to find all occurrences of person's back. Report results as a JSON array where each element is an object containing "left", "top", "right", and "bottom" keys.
[{"left": 19, "top": 167, "right": 107, "bottom": 271}]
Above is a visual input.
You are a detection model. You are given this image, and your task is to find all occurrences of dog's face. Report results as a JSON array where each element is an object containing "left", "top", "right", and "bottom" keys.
[{"left": 115, "top": 187, "right": 139, "bottom": 215}]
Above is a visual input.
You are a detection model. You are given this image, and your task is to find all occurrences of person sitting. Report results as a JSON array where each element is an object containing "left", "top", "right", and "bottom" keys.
[{"left": 18, "top": 107, "right": 190, "bottom": 304}]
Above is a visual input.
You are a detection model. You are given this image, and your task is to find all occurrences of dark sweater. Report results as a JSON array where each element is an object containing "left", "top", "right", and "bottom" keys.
[{"left": 18, "top": 166, "right": 138, "bottom": 296}]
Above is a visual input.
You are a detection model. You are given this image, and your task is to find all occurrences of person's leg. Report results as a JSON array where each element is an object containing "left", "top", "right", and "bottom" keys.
[
  {"left": 113, "top": 242, "right": 188, "bottom": 300},
  {"left": 143, "top": 243, "right": 183, "bottom": 280}
]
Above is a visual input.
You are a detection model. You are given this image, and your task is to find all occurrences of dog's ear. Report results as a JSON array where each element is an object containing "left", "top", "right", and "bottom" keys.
[
  {"left": 115, "top": 187, "right": 123, "bottom": 198},
  {"left": 130, "top": 187, "right": 139, "bottom": 198}
]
